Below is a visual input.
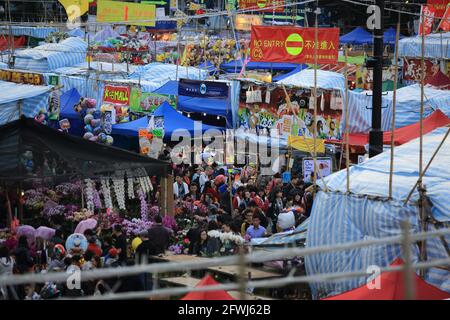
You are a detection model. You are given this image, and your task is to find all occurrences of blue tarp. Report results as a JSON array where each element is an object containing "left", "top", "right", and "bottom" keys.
[
  {"left": 14, "top": 37, "right": 87, "bottom": 72},
  {"left": 306, "top": 127, "right": 450, "bottom": 298},
  {"left": 111, "top": 102, "right": 224, "bottom": 138},
  {"left": 277, "top": 69, "right": 346, "bottom": 91},
  {"left": 383, "top": 27, "right": 405, "bottom": 45},
  {"left": 398, "top": 32, "right": 450, "bottom": 59},
  {"left": 0, "top": 81, "right": 52, "bottom": 125},
  {"left": 343, "top": 84, "right": 450, "bottom": 133},
  {"left": 340, "top": 27, "right": 373, "bottom": 45},
  {"left": 111, "top": 116, "right": 149, "bottom": 136},
  {"left": 220, "top": 60, "right": 306, "bottom": 81},
  {"left": 60, "top": 88, "right": 81, "bottom": 119},
  {"left": 153, "top": 80, "right": 178, "bottom": 95},
  {"left": 153, "top": 102, "right": 224, "bottom": 138}
]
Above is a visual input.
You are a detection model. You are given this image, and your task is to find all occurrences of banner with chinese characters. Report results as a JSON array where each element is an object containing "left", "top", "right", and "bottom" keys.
[
  {"left": 438, "top": 4, "right": 450, "bottom": 31},
  {"left": 103, "top": 85, "right": 131, "bottom": 106},
  {"left": 97, "top": 0, "right": 156, "bottom": 27},
  {"left": 250, "top": 26, "right": 339, "bottom": 64},
  {"left": 130, "top": 88, "right": 176, "bottom": 113},
  {"left": 427, "top": 0, "right": 449, "bottom": 18},
  {"left": 0, "top": 69, "right": 44, "bottom": 85},
  {"left": 419, "top": 5, "right": 436, "bottom": 35},
  {"left": 238, "top": 0, "right": 285, "bottom": 13},
  {"left": 403, "top": 58, "right": 436, "bottom": 82}
]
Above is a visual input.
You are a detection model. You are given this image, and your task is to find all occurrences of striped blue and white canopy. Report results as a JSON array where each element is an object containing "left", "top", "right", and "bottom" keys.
[{"left": 307, "top": 127, "right": 450, "bottom": 298}]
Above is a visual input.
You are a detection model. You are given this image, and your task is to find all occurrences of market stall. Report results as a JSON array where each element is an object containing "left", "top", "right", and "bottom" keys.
[{"left": 306, "top": 126, "right": 450, "bottom": 299}]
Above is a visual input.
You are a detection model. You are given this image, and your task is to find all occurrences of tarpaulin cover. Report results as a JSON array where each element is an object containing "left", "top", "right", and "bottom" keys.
[
  {"left": 343, "top": 84, "right": 450, "bottom": 133},
  {"left": 0, "top": 117, "right": 169, "bottom": 182},
  {"left": 383, "top": 27, "right": 405, "bottom": 45},
  {"left": 152, "top": 102, "right": 224, "bottom": 138},
  {"left": 323, "top": 258, "right": 450, "bottom": 300},
  {"left": 14, "top": 37, "right": 87, "bottom": 72},
  {"left": 181, "top": 275, "right": 234, "bottom": 300},
  {"left": 307, "top": 127, "right": 450, "bottom": 298},
  {"left": 340, "top": 27, "right": 373, "bottom": 45},
  {"left": 330, "top": 109, "right": 450, "bottom": 147},
  {"left": 277, "top": 69, "right": 346, "bottom": 91},
  {"left": 0, "top": 81, "right": 52, "bottom": 125},
  {"left": 399, "top": 32, "right": 450, "bottom": 59}
]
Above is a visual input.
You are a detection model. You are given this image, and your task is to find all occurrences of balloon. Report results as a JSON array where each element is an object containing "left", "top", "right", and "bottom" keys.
[
  {"left": 65, "top": 233, "right": 88, "bottom": 253},
  {"left": 84, "top": 124, "right": 93, "bottom": 132},
  {"left": 84, "top": 114, "right": 94, "bottom": 125},
  {"left": 131, "top": 237, "right": 143, "bottom": 252},
  {"left": 106, "top": 135, "right": 114, "bottom": 145},
  {"left": 83, "top": 132, "right": 94, "bottom": 140}
]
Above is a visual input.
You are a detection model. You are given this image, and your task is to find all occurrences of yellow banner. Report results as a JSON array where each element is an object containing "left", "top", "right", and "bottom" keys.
[
  {"left": 58, "top": 0, "right": 89, "bottom": 22},
  {"left": 288, "top": 136, "right": 325, "bottom": 154},
  {"left": 97, "top": 0, "right": 156, "bottom": 27}
]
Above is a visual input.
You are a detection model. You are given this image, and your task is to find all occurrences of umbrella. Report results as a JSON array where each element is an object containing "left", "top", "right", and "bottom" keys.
[
  {"left": 65, "top": 233, "right": 88, "bottom": 253},
  {"left": 35, "top": 226, "right": 56, "bottom": 240},
  {"left": 16, "top": 225, "right": 36, "bottom": 244},
  {"left": 74, "top": 218, "right": 97, "bottom": 234}
]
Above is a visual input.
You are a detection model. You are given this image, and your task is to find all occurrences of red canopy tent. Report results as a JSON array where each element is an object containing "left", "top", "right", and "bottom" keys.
[
  {"left": 181, "top": 274, "right": 235, "bottom": 300},
  {"left": 328, "top": 110, "right": 450, "bottom": 148},
  {"left": 0, "top": 36, "right": 26, "bottom": 52},
  {"left": 323, "top": 258, "right": 450, "bottom": 300}
]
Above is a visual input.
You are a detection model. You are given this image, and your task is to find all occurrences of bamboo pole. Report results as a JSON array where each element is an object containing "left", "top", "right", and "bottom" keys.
[
  {"left": 388, "top": 20, "right": 401, "bottom": 199},
  {"left": 312, "top": 4, "right": 319, "bottom": 195},
  {"left": 344, "top": 47, "right": 350, "bottom": 193},
  {"left": 419, "top": 10, "right": 427, "bottom": 276}
]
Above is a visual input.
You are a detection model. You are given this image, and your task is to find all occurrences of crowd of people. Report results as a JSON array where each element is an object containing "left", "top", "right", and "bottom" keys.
[{"left": 0, "top": 161, "right": 314, "bottom": 299}]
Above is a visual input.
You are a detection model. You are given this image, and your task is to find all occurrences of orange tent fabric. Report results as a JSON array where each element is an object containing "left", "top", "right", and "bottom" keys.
[
  {"left": 323, "top": 258, "right": 450, "bottom": 300},
  {"left": 382, "top": 109, "right": 450, "bottom": 146},
  {"left": 329, "top": 110, "right": 450, "bottom": 148},
  {"left": 181, "top": 274, "right": 235, "bottom": 300}
]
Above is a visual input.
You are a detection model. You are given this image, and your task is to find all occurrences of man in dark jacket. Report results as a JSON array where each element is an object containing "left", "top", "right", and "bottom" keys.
[{"left": 147, "top": 215, "right": 171, "bottom": 255}]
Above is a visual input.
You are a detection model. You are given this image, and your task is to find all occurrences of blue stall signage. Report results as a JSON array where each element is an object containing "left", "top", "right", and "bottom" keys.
[{"left": 178, "top": 79, "right": 229, "bottom": 99}]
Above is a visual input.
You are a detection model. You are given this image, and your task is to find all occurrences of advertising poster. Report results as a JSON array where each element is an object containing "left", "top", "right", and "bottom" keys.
[
  {"left": 238, "top": 86, "right": 342, "bottom": 140},
  {"left": 302, "top": 157, "right": 332, "bottom": 181},
  {"left": 130, "top": 88, "right": 176, "bottom": 113}
]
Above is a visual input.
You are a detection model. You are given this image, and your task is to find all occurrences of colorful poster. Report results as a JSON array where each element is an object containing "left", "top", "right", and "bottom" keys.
[
  {"left": 250, "top": 26, "right": 339, "bottom": 64},
  {"left": 130, "top": 88, "right": 176, "bottom": 113},
  {"left": 238, "top": 0, "right": 285, "bottom": 13},
  {"left": 97, "top": 0, "right": 156, "bottom": 27},
  {"left": 302, "top": 157, "right": 332, "bottom": 181},
  {"left": 419, "top": 5, "right": 436, "bottom": 36},
  {"left": 103, "top": 85, "right": 131, "bottom": 106},
  {"left": 238, "top": 87, "right": 342, "bottom": 140}
]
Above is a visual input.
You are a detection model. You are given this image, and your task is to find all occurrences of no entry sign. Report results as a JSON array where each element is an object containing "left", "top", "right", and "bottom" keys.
[{"left": 250, "top": 26, "right": 340, "bottom": 64}]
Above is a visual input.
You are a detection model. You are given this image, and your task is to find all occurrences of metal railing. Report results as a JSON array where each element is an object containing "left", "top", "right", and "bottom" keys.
[{"left": 1, "top": 223, "right": 449, "bottom": 300}]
